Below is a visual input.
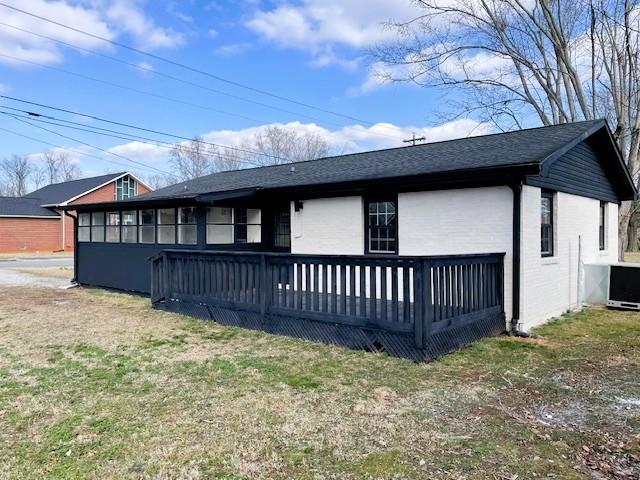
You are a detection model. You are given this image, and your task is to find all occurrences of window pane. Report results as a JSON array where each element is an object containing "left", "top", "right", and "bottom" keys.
[
  {"left": 91, "top": 226, "right": 104, "bottom": 242},
  {"left": 140, "top": 209, "right": 155, "bottom": 225},
  {"left": 157, "top": 225, "right": 175, "bottom": 244},
  {"left": 139, "top": 226, "right": 155, "bottom": 244},
  {"left": 106, "top": 226, "right": 120, "bottom": 243},
  {"left": 541, "top": 197, "right": 552, "bottom": 224},
  {"left": 178, "top": 225, "right": 197, "bottom": 245},
  {"left": 158, "top": 208, "right": 175, "bottom": 225},
  {"left": 91, "top": 212, "right": 104, "bottom": 226},
  {"left": 207, "top": 225, "right": 233, "bottom": 244},
  {"left": 107, "top": 212, "right": 120, "bottom": 226},
  {"left": 207, "top": 207, "right": 232, "bottom": 224},
  {"left": 367, "top": 200, "right": 397, "bottom": 253},
  {"left": 178, "top": 207, "right": 196, "bottom": 225},
  {"left": 122, "top": 211, "right": 136, "bottom": 226},
  {"left": 273, "top": 205, "right": 290, "bottom": 248},
  {"left": 247, "top": 225, "right": 261, "bottom": 243},
  {"left": 78, "top": 213, "right": 90, "bottom": 227},
  {"left": 122, "top": 226, "right": 137, "bottom": 243},
  {"left": 78, "top": 227, "right": 90, "bottom": 242},
  {"left": 247, "top": 209, "right": 261, "bottom": 225}
]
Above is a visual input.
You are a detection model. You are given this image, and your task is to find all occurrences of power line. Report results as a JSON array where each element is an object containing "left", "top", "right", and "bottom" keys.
[
  {"left": 0, "top": 124, "right": 161, "bottom": 174},
  {"left": 0, "top": 94, "right": 288, "bottom": 161},
  {"left": 0, "top": 21, "right": 352, "bottom": 130},
  {"left": 5, "top": 112, "right": 174, "bottom": 175},
  {"left": 0, "top": 108, "right": 266, "bottom": 168},
  {"left": 0, "top": 52, "right": 271, "bottom": 126},
  {"left": 0, "top": 2, "right": 400, "bottom": 131}
]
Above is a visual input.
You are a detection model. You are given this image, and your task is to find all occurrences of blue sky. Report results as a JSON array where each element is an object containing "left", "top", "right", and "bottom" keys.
[{"left": 0, "top": 0, "right": 489, "bottom": 182}]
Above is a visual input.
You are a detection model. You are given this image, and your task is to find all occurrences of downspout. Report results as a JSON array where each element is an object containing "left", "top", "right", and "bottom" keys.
[
  {"left": 64, "top": 210, "right": 78, "bottom": 283},
  {"left": 509, "top": 181, "right": 529, "bottom": 337}
]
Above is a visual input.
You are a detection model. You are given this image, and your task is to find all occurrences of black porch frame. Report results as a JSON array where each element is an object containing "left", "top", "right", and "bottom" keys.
[{"left": 150, "top": 250, "right": 505, "bottom": 361}]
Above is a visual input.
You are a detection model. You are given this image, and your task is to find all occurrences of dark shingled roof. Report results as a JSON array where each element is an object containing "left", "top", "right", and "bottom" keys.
[
  {"left": 0, "top": 197, "right": 59, "bottom": 217},
  {"left": 134, "top": 120, "right": 605, "bottom": 202},
  {"left": 24, "top": 172, "right": 126, "bottom": 205}
]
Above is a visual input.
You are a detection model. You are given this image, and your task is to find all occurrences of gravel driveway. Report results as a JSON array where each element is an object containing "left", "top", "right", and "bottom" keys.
[{"left": 0, "top": 257, "right": 74, "bottom": 288}]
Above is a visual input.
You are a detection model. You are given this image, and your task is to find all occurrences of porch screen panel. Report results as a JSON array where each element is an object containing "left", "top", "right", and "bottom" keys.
[
  {"left": 178, "top": 207, "right": 197, "bottom": 245},
  {"left": 78, "top": 213, "right": 90, "bottom": 242},
  {"left": 273, "top": 204, "right": 291, "bottom": 248},
  {"left": 158, "top": 208, "right": 176, "bottom": 244},
  {"left": 235, "top": 208, "right": 261, "bottom": 244},
  {"left": 139, "top": 209, "right": 155, "bottom": 244},
  {"left": 122, "top": 210, "right": 137, "bottom": 243},
  {"left": 207, "top": 207, "right": 233, "bottom": 244},
  {"left": 106, "top": 212, "right": 121, "bottom": 243},
  {"left": 91, "top": 212, "right": 105, "bottom": 242}
]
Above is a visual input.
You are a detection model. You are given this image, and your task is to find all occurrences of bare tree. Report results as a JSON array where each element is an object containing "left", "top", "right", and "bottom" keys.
[
  {"left": 169, "top": 136, "right": 218, "bottom": 181},
  {"left": 41, "top": 151, "right": 81, "bottom": 184},
  {"left": 0, "top": 155, "right": 32, "bottom": 196},
  {"left": 373, "top": 0, "right": 640, "bottom": 258},
  {"left": 251, "top": 126, "right": 331, "bottom": 165},
  {"left": 145, "top": 173, "right": 178, "bottom": 190}
]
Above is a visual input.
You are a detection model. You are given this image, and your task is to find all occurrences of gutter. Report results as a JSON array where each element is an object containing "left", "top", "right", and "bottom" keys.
[
  {"left": 63, "top": 210, "right": 78, "bottom": 283},
  {"left": 509, "top": 180, "right": 531, "bottom": 338}
]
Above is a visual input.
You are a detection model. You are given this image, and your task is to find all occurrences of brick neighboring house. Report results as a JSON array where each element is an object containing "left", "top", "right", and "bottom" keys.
[{"left": 0, "top": 172, "right": 150, "bottom": 253}]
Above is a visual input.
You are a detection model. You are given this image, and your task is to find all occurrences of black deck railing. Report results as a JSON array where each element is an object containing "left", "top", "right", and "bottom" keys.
[{"left": 150, "top": 250, "right": 505, "bottom": 357}]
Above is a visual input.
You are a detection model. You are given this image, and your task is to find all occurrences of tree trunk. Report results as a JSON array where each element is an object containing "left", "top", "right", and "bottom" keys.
[{"left": 619, "top": 201, "right": 633, "bottom": 260}]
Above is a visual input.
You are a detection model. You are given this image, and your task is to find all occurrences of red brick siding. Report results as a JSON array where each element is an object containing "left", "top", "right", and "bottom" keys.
[{"left": 0, "top": 217, "right": 62, "bottom": 253}]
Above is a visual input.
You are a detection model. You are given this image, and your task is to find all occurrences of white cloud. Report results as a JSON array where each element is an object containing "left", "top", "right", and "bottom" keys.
[
  {"left": 246, "top": 0, "right": 414, "bottom": 50},
  {"left": 246, "top": 0, "right": 417, "bottom": 68},
  {"left": 0, "top": 0, "right": 183, "bottom": 68},
  {"left": 213, "top": 42, "right": 251, "bottom": 56},
  {"left": 207, "top": 28, "right": 219, "bottom": 38},
  {"left": 105, "top": 0, "right": 184, "bottom": 50},
  {"left": 102, "top": 118, "right": 492, "bottom": 170}
]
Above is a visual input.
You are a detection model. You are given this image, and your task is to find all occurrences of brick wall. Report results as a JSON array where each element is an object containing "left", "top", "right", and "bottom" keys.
[{"left": 0, "top": 217, "right": 62, "bottom": 253}]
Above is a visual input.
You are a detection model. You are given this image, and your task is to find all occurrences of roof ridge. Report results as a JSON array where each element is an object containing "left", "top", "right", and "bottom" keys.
[{"left": 32, "top": 171, "right": 126, "bottom": 190}]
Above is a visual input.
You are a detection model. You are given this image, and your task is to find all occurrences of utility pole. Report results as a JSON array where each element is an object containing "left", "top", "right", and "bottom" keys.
[{"left": 402, "top": 133, "right": 426, "bottom": 146}]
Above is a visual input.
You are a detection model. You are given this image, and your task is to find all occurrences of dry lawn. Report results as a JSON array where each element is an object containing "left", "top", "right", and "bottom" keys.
[
  {"left": 625, "top": 252, "right": 640, "bottom": 263},
  {"left": 0, "top": 287, "right": 638, "bottom": 479}
]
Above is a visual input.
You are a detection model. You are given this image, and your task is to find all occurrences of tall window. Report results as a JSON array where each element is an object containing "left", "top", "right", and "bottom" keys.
[
  {"left": 106, "top": 212, "right": 121, "bottom": 243},
  {"left": 541, "top": 190, "right": 554, "bottom": 257},
  {"left": 115, "top": 175, "right": 137, "bottom": 200},
  {"left": 122, "top": 211, "right": 137, "bottom": 243},
  {"left": 206, "top": 207, "right": 262, "bottom": 244},
  {"left": 91, "top": 212, "right": 104, "bottom": 242},
  {"left": 599, "top": 201, "right": 606, "bottom": 251},
  {"left": 177, "top": 207, "right": 197, "bottom": 245},
  {"left": 273, "top": 204, "right": 291, "bottom": 249},
  {"left": 366, "top": 198, "right": 397, "bottom": 254},
  {"left": 78, "top": 213, "right": 90, "bottom": 242},
  {"left": 157, "top": 208, "right": 176, "bottom": 244},
  {"left": 139, "top": 210, "right": 155, "bottom": 244}
]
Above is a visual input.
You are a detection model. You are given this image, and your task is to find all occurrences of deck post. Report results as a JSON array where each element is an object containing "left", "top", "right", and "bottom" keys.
[
  {"left": 260, "top": 254, "right": 272, "bottom": 318},
  {"left": 162, "top": 251, "right": 170, "bottom": 303},
  {"left": 413, "top": 260, "right": 424, "bottom": 349},
  {"left": 423, "top": 259, "right": 433, "bottom": 345}
]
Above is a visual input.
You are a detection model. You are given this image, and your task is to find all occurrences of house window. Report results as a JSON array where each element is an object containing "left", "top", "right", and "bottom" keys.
[
  {"left": 157, "top": 208, "right": 176, "bottom": 244},
  {"left": 178, "top": 207, "right": 197, "bottom": 245},
  {"left": 235, "top": 208, "right": 261, "bottom": 244},
  {"left": 599, "top": 201, "right": 606, "bottom": 251},
  {"left": 206, "top": 207, "right": 262, "bottom": 244},
  {"left": 122, "top": 211, "right": 137, "bottom": 243},
  {"left": 106, "top": 212, "right": 121, "bottom": 243},
  {"left": 366, "top": 198, "right": 397, "bottom": 254},
  {"left": 91, "top": 212, "right": 104, "bottom": 242},
  {"left": 139, "top": 209, "right": 155, "bottom": 244},
  {"left": 115, "top": 175, "right": 137, "bottom": 200},
  {"left": 78, "top": 213, "right": 90, "bottom": 242},
  {"left": 273, "top": 204, "right": 291, "bottom": 249},
  {"left": 207, "top": 207, "right": 233, "bottom": 244},
  {"left": 541, "top": 190, "right": 554, "bottom": 257}
]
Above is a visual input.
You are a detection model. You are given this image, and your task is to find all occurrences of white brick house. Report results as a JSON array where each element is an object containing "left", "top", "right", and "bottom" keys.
[{"left": 66, "top": 119, "right": 637, "bottom": 357}]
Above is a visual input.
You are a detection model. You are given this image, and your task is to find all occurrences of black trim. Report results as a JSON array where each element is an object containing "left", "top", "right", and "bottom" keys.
[
  {"left": 510, "top": 183, "right": 522, "bottom": 329},
  {"left": 364, "top": 194, "right": 398, "bottom": 255},
  {"left": 599, "top": 201, "right": 606, "bottom": 251},
  {"left": 541, "top": 190, "right": 554, "bottom": 257}
]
